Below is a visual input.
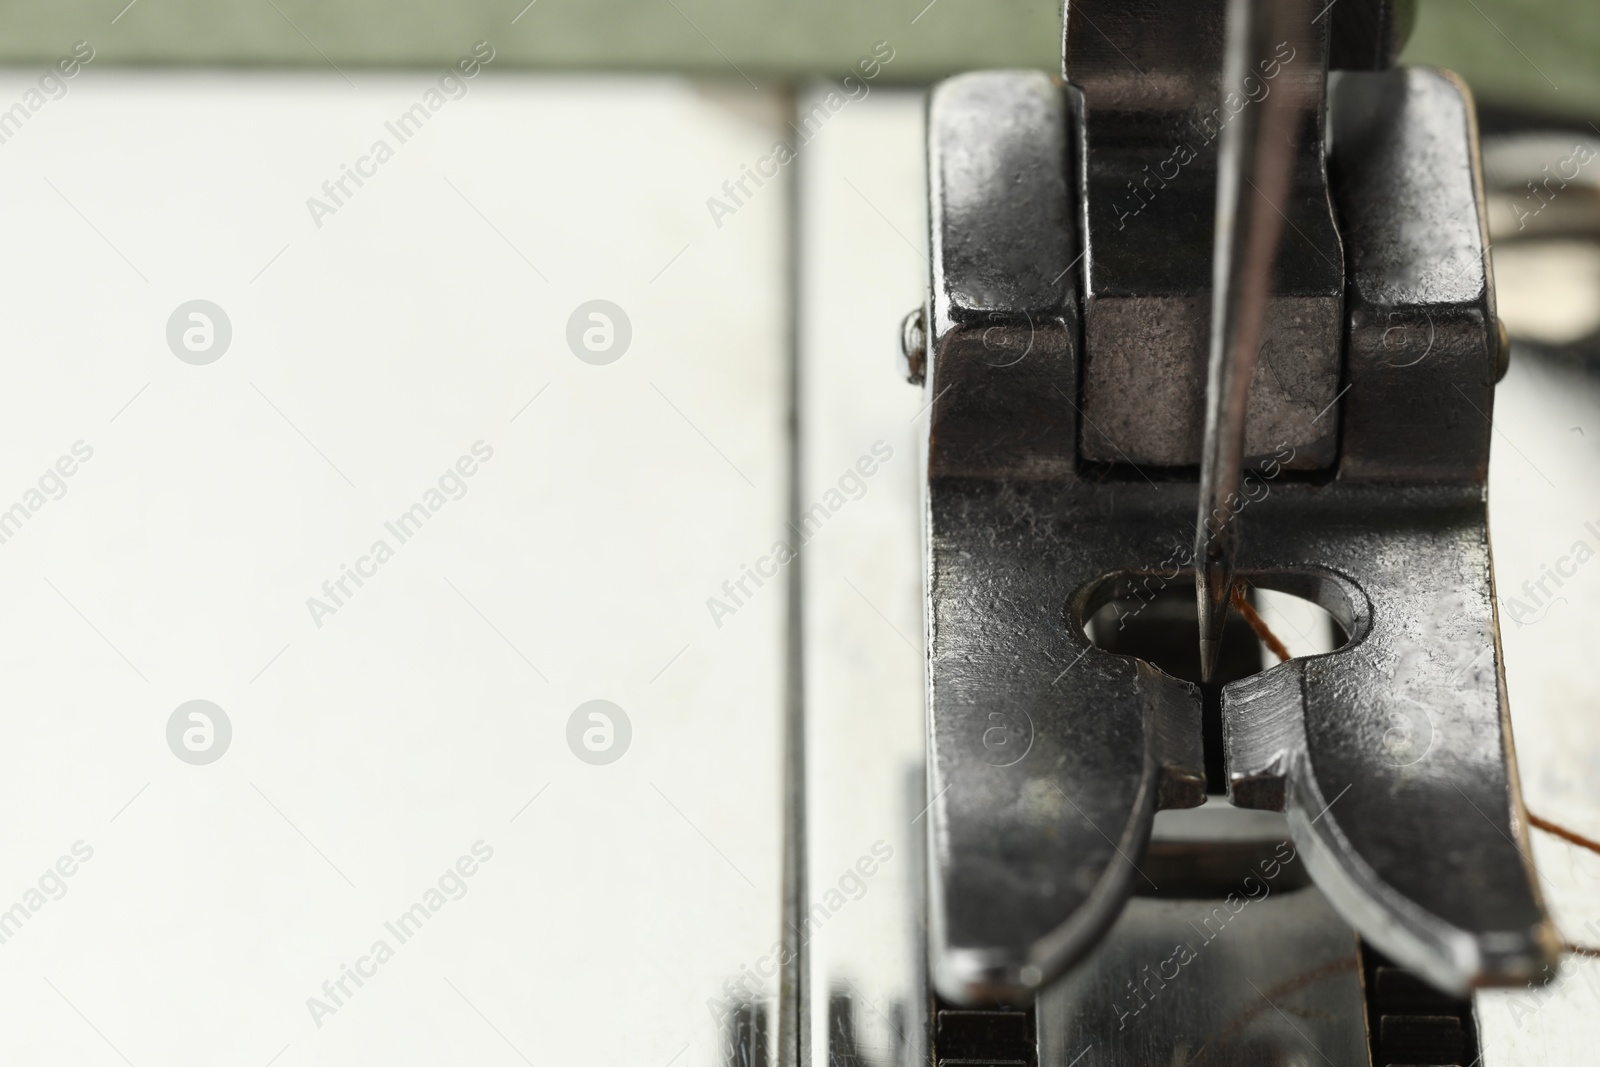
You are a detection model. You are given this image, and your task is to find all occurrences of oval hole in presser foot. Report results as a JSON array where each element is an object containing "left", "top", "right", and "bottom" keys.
[
  {"left": 1079, "top": 577, "right": 1348, "bottom": 792},
  {"left": 1076, "top": 576, "right": 1348, "bottom": 897}
]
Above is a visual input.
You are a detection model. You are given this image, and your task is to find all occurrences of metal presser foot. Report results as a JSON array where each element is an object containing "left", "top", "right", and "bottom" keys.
[{"left": 910, "top": 0, "right": 1559, "bottom": 1053}]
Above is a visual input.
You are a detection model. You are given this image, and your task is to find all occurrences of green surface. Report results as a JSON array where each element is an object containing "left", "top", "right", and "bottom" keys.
[
  {"left": 0, "top": 0, "right": 1593, "bottom": 116},
  {"left": 0, "top": 0, "right": 1062, "bottom": 83},
  {"left": 1403, "top": 0, "right": 1599, "bottom": 117}
]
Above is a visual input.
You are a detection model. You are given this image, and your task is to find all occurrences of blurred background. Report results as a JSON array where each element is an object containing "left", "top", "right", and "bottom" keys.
[
  {"left": 0, "top": 1, "right": 1595, "bottom": 1065},
  {"left": 0, "top": 0, "right": 1593, "bottom": 112}
]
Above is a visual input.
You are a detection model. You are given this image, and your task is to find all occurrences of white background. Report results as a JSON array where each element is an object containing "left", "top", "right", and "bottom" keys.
[{"left": 0, "top": 62, "right": 1594, "bottom": 1067}]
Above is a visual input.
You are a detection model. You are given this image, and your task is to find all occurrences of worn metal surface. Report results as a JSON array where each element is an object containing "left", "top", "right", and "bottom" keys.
[
  {"left": 924, "top": 71, "right": 1208, "bottom": 1006},
  {"left": 1330, "top": 67, "right": 1501, "bottom": 483},
  {"left": 1066, "top": 0, "right": 1345, "bottom": 470},
  {"left": 1215, "top": 65, "right": 1555, "bottom": 997},
  {"left": 1222, "top": 485, "right": 1557, "bottom": 996},
  {"left": 921, "top": 58, "right": 1556, "bottom": 1007},
  {"left": 925, "top": 69, "right": 1079, "bottom": 484},
  {"left": 1036, "top": 881, "right": 1368, "bottom": 1066}
]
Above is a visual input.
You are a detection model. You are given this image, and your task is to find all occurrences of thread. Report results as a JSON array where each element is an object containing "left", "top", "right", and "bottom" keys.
[
  {"left": 1528, "top": 812, "right": 1600, "bottom": 957},
  {"left": 1231, "top": 583, "right": 1291, "bottom": 663}
]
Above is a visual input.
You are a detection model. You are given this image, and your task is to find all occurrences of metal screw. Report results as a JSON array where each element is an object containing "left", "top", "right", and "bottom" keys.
[
  {"left": 900, "top": 306, "right": 927, "bottom": 386},
  {"left": 1494, "top": 318, "right": 1511, "bottom": 382}
]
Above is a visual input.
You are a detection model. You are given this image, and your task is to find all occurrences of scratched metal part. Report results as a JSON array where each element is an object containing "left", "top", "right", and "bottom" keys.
[
  {"left": 1220, "top": 66, "right": 1558, "bottom": 996},
  {"left": 1036, "top": 884, "right": 1367, "bottom": 1066},
  {"left": 1223, "top": 485, "right": 1557, "bottom": 997},
  {"left": 1329, "top": 67, "right": 1502, "bottom": 483},
  {"left": 924, "top": 70, "right": 1208, "bottom": 1006},
  {"left": 921, "top": 64, "right": 1557, "bottom": 1006},
  {"left": 1065, "top": 0, "right": 1345, "bottom": 470}
]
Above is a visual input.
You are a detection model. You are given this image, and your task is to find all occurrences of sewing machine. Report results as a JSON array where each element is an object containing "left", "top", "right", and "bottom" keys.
[
  {"left": 791, "top": 1, "right": 1568, "bottom": 1063},
  {"left": 0, "top": 2, "right": 1593, "bottom": 1064}
]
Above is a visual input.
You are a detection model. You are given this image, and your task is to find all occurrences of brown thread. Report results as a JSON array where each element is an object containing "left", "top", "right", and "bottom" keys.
[
  {"left": 1529, "top": 811, "right": 1600, "bottom": 856},
  {"left": 1231, "top": 583, "right": 1291, "bottom": 664},
  {"left": 1528, "top": 811, "right": 1600, "bottom": 957}
]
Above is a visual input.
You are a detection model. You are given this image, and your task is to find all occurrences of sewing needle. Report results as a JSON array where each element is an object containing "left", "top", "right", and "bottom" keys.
[{"left": 1195, "top": 0, "right": 1310, "bottom": 680}]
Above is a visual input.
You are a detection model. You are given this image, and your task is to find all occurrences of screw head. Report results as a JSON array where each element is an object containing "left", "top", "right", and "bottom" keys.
[
  {"left": 899, "top": 306, "right": 927, "bottom": 386},
  {"left": 1494, "top": 318, "right": 1511, "bottom": 382}
]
